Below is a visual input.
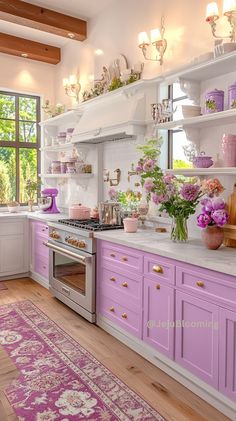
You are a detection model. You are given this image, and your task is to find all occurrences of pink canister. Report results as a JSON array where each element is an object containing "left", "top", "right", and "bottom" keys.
[
  {"left": 221, "top": 134, "right": 236, "bottom": 167},
  {"left": 123, "top": 218, "right": 138, "bottom": 233}
]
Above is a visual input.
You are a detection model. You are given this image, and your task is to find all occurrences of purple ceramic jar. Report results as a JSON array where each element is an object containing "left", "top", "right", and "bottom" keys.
[
  {"left": 228, "top": 82, "right": 236, "bottom": 109},
  {"left": 205, "top": 89, "right": 224, "bottom": 114}
]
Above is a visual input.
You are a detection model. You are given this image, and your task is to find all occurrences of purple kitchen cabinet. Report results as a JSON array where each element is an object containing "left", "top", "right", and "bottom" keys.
[
  {"left": 175, "top": 291, "right": 219, "bottom": 388},
  {"left": 143, "top": 277, "right": 175, "bottom": 359},
  {"left": 219, "top": 308, "right": 236, "bottom": 401},
  {"left": 31, "top": 220, "right": 49, "bottom": 279}
]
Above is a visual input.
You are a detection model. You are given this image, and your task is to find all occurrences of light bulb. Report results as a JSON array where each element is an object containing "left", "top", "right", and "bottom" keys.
[
  {"left": 151, "top": 28, "right": 162, "bottom": 44},
  {"left": 223, "top": 0, "right": 236, "bottom": 14},
  {"left": 138, "top": 32, "right": 150, "bottom": 47},
  {"left": 206, "top": 2, "right": 219, "bottom": 20}
]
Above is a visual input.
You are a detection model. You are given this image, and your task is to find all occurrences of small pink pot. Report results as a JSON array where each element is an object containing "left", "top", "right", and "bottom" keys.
[
  {"left": 201, "top": 226, "right": 224, "bottom": 250},
  {"left": 221, "top": 134, "right": 236, "bottom": 166},
  {"left": 69, "top": 204, "right": 91, "bottom": 219},
  {"left": 123, "top": 218, "right": 138, "bottom": 233}
]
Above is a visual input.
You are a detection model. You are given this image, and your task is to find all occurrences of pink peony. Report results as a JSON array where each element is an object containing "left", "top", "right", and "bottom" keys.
[
  {"left": 144, "top": 178, "right": 155, "bottom": 193},
  {"left": 197, "top": 213, "right": 212, "bottom": 228},
  {"left": 143, "top": 159, "right": 156, "bottom": 172},
  {"left": 180, "top": 183, "right": 200, "bottom": 202},
  {"left": 152, "top": 192, "right": 168, "bottom": 204}
]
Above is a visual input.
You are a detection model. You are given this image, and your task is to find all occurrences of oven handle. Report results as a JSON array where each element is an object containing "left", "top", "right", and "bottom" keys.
[{"left": 44, "top": 241, "right": 91, "bottom": 264}]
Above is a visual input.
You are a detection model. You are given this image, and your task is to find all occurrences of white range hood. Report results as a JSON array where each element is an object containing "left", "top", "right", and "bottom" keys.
[{"left": 72, "top": 88, "right": 147, "bottom": 144}]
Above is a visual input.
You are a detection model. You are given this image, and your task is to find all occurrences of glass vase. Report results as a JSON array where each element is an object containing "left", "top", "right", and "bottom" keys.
[
  {"left": 28, "top": 199, "right": 34, "bottom": 212},
  {"left": 171, "top": 216, "right": 188, "bottom": 243}
]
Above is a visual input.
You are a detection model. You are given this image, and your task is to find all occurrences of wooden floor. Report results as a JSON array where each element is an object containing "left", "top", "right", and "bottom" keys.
[{"left": 0, "top": 278, "right": 231, "bottom": 421}]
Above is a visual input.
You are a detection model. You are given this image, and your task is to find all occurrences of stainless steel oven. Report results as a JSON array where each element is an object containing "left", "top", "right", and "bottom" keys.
[{"left": 46, "top": 241, "right": 96, "bottom": 323}]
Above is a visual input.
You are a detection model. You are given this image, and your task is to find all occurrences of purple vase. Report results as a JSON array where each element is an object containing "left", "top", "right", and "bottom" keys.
[{"left": 205, "top": 89, "right": 224, "bottom": 114}]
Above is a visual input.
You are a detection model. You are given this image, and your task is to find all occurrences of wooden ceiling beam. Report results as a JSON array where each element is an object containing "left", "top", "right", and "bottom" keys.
[
  {"left": 0, "top": 32, "right": 61, "bottom": 64},
  {"left": 0, "top": 0, "right": 87, "bottom": 41}
]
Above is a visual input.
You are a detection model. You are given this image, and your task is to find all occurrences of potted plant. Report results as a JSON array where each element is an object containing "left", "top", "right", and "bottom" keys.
[
  {"left": 25, "top": 179, "right": 41, "bottom": 212},
  {"left": 197, "top": 196, "right": 229, "bottom": 249}
]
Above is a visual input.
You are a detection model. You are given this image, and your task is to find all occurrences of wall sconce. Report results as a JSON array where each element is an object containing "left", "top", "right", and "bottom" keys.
[
  {"left": 206, "top": 1, "right": 236, "bottom": 42},
  {"left": 103, "top": 169, "right": 121, "bottom": 186},
  {"left": 63, "top": 75, "right": 81, "bottom": 102},
  {"left": 138, "top": 16, "right": 167, "bottom": 65}
]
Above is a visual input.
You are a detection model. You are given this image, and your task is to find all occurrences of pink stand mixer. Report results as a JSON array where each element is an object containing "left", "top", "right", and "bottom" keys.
[{"left": 38, "top": 188, "right": 60, "bottom": 214}]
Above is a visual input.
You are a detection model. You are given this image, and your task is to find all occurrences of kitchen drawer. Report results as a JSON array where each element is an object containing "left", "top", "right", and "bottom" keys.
[
  {"left": 100, "top": 266, "right": 142, "bottom": 300},
  {"left": 35, "top": 233, "right": 49, "bottom": 258},
  {"left": 35, "top": 222, "right": 49, "bottom": 237},
  {"left": 176, "top": 266, "right": 236, "bottom": 309},
  {"left": 34, "top": 255, "right": 49, "bottom": 279},
  {"left": 98, "top": 294, "right": 142, "bottom": 338},
  {"left": 101, "top": 242, "right": 143, "bottom": 274},
  {"left": 99, "top": 281, "right": 141, "bottom": 312},
  {"left": 144, "top": 254, "right": 175, "bottom": 285}
]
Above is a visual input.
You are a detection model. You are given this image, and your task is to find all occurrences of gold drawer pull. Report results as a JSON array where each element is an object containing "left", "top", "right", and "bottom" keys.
[
  {"left": 153, "top": 265, "right": 163, "bottom": 274},
  {"left": 122, "top": 256, "right": 128, "bottom": 262},
  {"left": 122, "top": 282, "right": 128, "bottom": 288},
  {"left": 110, "top": 277, "right": 116, "bottom": 282},
  {"left": 122, "top": 313, "right": 127, "bottom": 319},
  {"left": 156, "top": 284, "right": 161, "bottom": 290},
  {"left": 109, "top": 306, "right": 115, "bottom": 312},
  {"left": 196, "top": 281, "right": 205, "bottom": 287},
  {"left": 110, "top": 253, "right": 116, "bottom": 258}
]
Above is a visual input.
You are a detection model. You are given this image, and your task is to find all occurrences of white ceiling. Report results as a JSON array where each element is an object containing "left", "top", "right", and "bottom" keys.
[
  {"left": 0, "top": 0, "right": 115, "bottom": 47},
  {"left": 20, "top": 0, "right": 114, "bottom": 19}
]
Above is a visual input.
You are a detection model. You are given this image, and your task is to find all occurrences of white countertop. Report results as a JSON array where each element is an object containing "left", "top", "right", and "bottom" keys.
[
  {"left": 94, "top": 229, "right": 236, "bottom": 277},
  {"left": 0, "top": 211, "right": 67, "bottom": 222}
]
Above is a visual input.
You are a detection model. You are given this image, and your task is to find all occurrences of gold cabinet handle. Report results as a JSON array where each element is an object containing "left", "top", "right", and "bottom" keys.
[
  {"left": 122, "top": 313, "right": 127, "bottom": 319},
  {"left": 156, "top": 284, "right": 161, "bottom": 290},
  {"left": 110, "top": 253, "right": 116, "bottom": 258},
  {"left": 196, "top": 281, "right": 205, "bottom": 288},
  {"left": 109, "top": 306, "right": 115, "bottom": 312},
  {"left": 110, "top": 277, "right": 116, "bottom": 282},
  {"left": 122, "top": 282, "right": 128, "bottom": 288},
  {"left": 152, "top": 265, "right": 163, "bottom": 274},
  {"left": 122, "top": 256, "right": 128, "bottom": 262}
]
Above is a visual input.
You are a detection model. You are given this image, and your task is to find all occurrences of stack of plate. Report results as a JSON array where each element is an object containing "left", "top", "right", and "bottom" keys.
[{"left": 182, "top": 105, "right": 201, "bottom": 119}]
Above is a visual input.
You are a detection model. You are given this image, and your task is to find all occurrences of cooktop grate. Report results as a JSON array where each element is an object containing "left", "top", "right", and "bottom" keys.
[{"left": 58, "top": 218, "right": 124, "bottom": 232}]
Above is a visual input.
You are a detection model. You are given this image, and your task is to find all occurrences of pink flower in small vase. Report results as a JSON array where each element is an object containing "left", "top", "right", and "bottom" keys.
[
  {"left": 180, "top": 183, "right": 200, "bottom": 202},
  {"left": 108, "top": 187, "right": 117, "bottom": 200}
]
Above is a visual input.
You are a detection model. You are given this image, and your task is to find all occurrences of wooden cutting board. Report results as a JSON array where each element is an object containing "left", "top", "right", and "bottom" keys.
[{"left": 224, "top": 183, "right": 236, "bottom": 247}]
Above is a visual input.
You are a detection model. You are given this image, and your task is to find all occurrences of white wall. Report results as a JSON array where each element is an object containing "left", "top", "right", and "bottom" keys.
[
  {"left": 0, "top": 53, "right": 55, "bottom": 104},
  {"left": 50, "top": 0, "right": 236, "bottom": 227}
]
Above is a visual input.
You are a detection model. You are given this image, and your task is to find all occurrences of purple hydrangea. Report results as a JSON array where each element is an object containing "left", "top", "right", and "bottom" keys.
[
  {"left": 197, "top": 213, "right": 212, "bottom": 228},
  {"left": 211, "top": 209, "right": 229, "bottom": 226},
  {"left": 180, "top": 184, "right": 200, "bottom": 202}
]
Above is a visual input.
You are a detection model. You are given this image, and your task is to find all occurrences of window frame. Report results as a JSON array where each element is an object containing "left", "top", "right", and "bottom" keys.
[
  {"left": 167, "top": 84, "right": 188, "bottom": 169},
  {"left": 0, "top": 91, "right": 41, "bottom": 206}
]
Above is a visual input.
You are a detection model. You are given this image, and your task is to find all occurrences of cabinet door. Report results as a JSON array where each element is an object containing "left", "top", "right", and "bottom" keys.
[
  {"left": 0, "top": 235, "right": 25, "bottom": 275},
  {"left": 143, "top": 277, "right": 175, "bottom": 359},
  {"left": 175, "top": 291, "right": 219, "bottom": 388},
  {"left": 219, "top": 308, "right": 236, "bottom": 401}
]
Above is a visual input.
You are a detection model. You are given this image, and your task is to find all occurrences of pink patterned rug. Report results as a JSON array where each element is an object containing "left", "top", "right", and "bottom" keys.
[
  {"left": 0, "top": 282, "right": 8, "bottom": 291},
  {"left": 0, "top": 301, "right": 166, "bottom": 421}
]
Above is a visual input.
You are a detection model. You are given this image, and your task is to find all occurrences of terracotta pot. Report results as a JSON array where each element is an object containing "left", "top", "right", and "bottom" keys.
[
  {"left": 123, "top": 218, "right": 138, "bottom": 233},
  {"left": 201, "top": 226, "right": 224, "bottom": 250}
]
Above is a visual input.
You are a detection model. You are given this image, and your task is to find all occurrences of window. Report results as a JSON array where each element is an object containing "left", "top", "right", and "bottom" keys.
[
  {"left": 168, "top": 83, "right": 193, "bottom": 169},
  {"left": 0, "top": 92, "right": 40, "bottom": 205}
]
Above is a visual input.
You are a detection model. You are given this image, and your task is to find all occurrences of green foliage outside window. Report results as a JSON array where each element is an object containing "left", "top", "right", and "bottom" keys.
[{"left": 0, "top": 92, "right": 40, "bottom": 205}]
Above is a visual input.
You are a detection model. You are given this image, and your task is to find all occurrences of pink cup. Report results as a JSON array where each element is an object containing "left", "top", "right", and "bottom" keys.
[
  {"left": 221, "top": 134, "right": 236, "bottom": 167},
  {"left": 123, "top": 218, "right": 138, "bottom": 233}
]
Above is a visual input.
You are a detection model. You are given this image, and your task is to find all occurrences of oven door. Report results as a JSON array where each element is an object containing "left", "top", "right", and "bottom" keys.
[{"left": 45, "top": 241, "right": 95, "bottom": 315}]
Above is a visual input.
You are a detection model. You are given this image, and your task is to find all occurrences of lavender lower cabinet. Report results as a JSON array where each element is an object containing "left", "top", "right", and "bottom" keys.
[
  {"left": 175, "top": 291, "right": 219, "bottom": 388},
  {"left": 219, "top": 308, "right": 236, "bottom": 401},
  {"left": 143, "top": 278, "right": 175, "bottom": 359}
]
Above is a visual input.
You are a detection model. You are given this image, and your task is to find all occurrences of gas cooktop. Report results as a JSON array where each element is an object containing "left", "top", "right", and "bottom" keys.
[{"left": 57, "top": 218, "right": 124, "bottom": 232}]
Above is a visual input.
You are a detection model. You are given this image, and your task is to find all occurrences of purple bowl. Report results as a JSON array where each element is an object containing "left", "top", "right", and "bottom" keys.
[{"left": 193, "top": 156, "right": 214, "bottom": 168}]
